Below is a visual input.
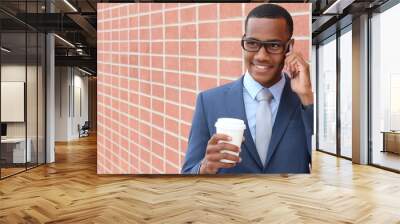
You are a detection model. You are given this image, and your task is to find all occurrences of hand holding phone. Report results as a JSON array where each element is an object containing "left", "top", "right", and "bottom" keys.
[
  {"left": 283, "top": 47, "right": 313, "bottom": 106},
  {"left": 284, "top": 44, "right": 297, "bottom": 79}
]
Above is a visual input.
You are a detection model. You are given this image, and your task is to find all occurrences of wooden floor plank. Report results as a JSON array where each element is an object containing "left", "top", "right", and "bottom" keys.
[{"left": 0, "top": 134, "right": 400, "bottom": 223}]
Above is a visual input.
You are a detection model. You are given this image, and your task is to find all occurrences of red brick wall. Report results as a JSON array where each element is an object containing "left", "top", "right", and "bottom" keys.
[{"left": 97, "top": 3, "right": 311, "bottom": 174}]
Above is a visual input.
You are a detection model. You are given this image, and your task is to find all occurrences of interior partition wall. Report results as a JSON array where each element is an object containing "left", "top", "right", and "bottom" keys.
[{"left": 0, "top": 0, "right": 46, "bottom": 179}]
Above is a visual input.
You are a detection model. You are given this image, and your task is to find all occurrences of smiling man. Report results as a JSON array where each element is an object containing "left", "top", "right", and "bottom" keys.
[{"left": 181, "top": 4, "right": 313, "bottom": 174}]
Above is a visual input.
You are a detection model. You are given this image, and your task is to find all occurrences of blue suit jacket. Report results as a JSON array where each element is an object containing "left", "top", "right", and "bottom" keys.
[{"left": 181, "top": 75, "right": 313, "bottom": 174}]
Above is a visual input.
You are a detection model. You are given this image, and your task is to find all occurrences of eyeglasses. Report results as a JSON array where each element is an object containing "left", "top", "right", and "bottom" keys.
[{"left": 241, "top": 36, "right": 290, "bottom": 54}]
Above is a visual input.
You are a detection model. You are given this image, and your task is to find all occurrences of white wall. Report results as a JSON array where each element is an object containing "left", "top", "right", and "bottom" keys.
[
  {"left": 55, "top": 67, "right": 89, "bottom": 141},
  {"left": 55, "top": 66, "right": 69, "bottom": 141},
  {"left": 72, "top": 73, "right": 89, "bottom": 137}
]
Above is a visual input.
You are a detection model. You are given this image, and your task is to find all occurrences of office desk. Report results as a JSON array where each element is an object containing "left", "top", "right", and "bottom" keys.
[
  {"left": 1, "top": 138, "right": 31, "bottom": 163},
  {"left": 381, "top": 131, "right": 400, "bottom": 154}
]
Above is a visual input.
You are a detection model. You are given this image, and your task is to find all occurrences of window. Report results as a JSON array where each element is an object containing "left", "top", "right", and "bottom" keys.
[
  {"left": 317, "top": 36, "right": 337, "bottom": 155},
  {"left": 371, "top": 2, "right": 400, "bottom": 171},
  {"left": 339, "top": 27, "right": 352, "bottom": 158}
]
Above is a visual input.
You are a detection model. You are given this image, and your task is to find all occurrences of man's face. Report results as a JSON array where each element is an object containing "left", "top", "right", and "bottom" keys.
[{"left": 244, "top": 17, "right": 292, "bottom": 87}]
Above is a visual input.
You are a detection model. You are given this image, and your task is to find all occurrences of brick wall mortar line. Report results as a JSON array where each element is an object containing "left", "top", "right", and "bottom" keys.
[
  {"left": 178, "top": 3, "right": 182, "bottom": 166},
  {"left": 99, "top": 69, "right": 231, "bottom": 88},
  {"left": 217, "top": 3, "right": 220, "bottom": 86},
  {"left": 99, "top": 77, "right": 235, "bottom": 99},
  {"left": 99, "top": 36, "right": 311, "bottom": 43},
  {"left": 99, "top": 13, "right": 309, "bottom": 25},
  {"left": 99, "top": 98, "right": 195, "bottom": 120},
  {"left": 98, "top": 8, "right": 309, "bottom": 22},
  {"left": 117, "top": 6, "right": 122, "bottom": 174},
  {"left": 242, "top": 3, "right": 245, "bottom": 75},
  {"left": 100, "top": 54, "right": 244, "bottom": 61},
  {"left": 196, "top": 4, "right": 199, "bottom": 97},
  {"left": 127, "top": 4, "right": 132, "bottom": 174},
  {"left": 149, "top": 6, "right": 154, "bottom": 173},
  {"left": 138, "top": 8, "right": 142, "bottom": 173},
  {"left": 162, "top": 4, "right": 167, "bottom": 173}
]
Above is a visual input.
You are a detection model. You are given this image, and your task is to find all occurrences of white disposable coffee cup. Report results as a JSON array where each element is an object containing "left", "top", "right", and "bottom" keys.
[{"left": 215, "top": 118, "right": 246, "bottom": 163}]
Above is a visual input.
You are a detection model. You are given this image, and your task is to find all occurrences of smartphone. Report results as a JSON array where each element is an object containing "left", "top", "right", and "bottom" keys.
[
  {"left": 286, "top": 44, "right": 292, "bottom": 54},
  {"left": 285, "top": 44, "right": 294, "bottom": 79}
]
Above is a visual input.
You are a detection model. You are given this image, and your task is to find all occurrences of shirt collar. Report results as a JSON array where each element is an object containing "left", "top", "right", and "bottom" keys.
[{"left": 243, "top": 70, "right": 286, "bottom": 103}]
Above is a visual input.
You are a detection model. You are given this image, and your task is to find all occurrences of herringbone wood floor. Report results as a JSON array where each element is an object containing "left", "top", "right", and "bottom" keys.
[{"left": 1, "top": 135, "right": 400, "bottom": 224}]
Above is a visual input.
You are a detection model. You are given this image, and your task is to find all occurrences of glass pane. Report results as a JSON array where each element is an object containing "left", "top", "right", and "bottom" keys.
[
  {"left": 371, "top": 4, "right": 400, "bottom": 171},
  {"left": 1, "top": 31, "right": 27, "bottom": 177},
  {"left": 0, "top": 0, "right": 46, "bottom": 178},
  {"left": 27, "top": 31, "right": 38, "bottom": 169},
  {"left": 340, "top": 29, "right": 352, "bottom": 158},
  {"left": 38, "top": 32, "right": 45, "bottom": 165},
  {"left": 317, "top": 37, "right": 337, "bottom": 154}
]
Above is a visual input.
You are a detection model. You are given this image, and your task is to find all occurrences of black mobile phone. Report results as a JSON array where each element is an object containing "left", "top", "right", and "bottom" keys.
[
  {"left": 286, "top": 44, "right": 292, "bottom": 54},
  {"left": 285, "top": 45, "right": 294, "bottom": 79}
]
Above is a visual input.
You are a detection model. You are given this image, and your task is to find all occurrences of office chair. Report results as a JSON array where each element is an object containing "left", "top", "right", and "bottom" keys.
[{"left": 79, "top": 121, "right": 90, "bottom": 138}]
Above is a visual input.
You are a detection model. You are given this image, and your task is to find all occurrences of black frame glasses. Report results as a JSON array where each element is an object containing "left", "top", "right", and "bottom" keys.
[{"left": 241, "top": 36, "right": 290, "bottom": 54}]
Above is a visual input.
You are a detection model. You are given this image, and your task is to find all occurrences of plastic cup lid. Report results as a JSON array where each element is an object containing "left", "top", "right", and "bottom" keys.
[{"left": 215, "top": 118, "right": 246, "bottom": 130}]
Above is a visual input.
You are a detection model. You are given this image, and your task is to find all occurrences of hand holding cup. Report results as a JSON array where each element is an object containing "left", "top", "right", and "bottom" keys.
[
  {"left": 199, "top": 133, "right": 241, "bottom": 174},
  {"left": 199, "top": 118, "right": 246, "bottom": 174}
]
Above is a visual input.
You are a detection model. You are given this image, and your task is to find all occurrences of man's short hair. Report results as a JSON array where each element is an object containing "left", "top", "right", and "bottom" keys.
[{"left": 245, "top": 4, "right": 293, "bottom": 39}]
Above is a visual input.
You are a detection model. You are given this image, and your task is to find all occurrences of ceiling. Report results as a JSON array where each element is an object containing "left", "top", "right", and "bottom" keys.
[
  {"left": 0, "top": 0, "right": 97, "bottom": 74},
  {"left": 311, "top": 0, "right": 391, "bottom": 43}
]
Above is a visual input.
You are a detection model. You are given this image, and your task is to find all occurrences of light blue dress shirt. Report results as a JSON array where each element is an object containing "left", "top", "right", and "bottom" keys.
[{"left": 243, "top": 71, "right": 286, "bottom": 143}]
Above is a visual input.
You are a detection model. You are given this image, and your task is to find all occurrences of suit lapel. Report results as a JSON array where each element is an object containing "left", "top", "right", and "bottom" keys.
[
  {"left": 264, "top": 75, "right": 300, "bottom": 167},
  {"left": 225, "top": 76, "right": 263, "bottom": 170}
]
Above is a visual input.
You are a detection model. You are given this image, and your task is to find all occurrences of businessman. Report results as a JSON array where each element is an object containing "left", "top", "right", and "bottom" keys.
[{"left": 181, "top": 4, "right": 313, "bottom": 174}]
